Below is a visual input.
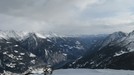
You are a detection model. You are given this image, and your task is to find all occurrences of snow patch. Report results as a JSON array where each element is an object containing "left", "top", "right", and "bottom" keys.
[
  {"left": 31, "top": 60, "right": 36, "bottom": 64},
  {"left": 14, "top": 50, "right": 18, "bottom": 53},
  {"left": 75, "top": 41, "right": 81, "bottom": 45},
  {"left": 63, "top": 53, "right": 67, "bottom": 56},
  {"left": 72, "top": 56, "right": 82, "bottom": 64},
  {"left": 8, "top": 54, "right": 15, "bottom": 59},
  {"left": 6, "top": 42, "right": 12, "bottom": 44},
  {"left": 6, "top": 63, "right": 16, "bottom": 68},
  {"left": 47, "top": 39, "right": 52, "bottom": 42},
  {"left": 36, "top": 33, "right": 46, "bottom": 39},
  {"left": 45, "top": 49, "right": 48, "bottom": 56},
  {"left": 3, "top": 52, "right": 7, "bottom": 54},
  {"left": 114, "top": 50, "right": 127, "bottom": 57},
  {"left": 14, "top": 45, "right": 18, "bottom": 47},
  {"left": 20, "top": 53, "right": 25, "bottom": 55},
  {"left": 29, "top": 53, "right": 36, "bottom": 57}
]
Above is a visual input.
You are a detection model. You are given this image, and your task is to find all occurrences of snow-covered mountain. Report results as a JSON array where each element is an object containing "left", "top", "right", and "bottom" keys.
[
  {"left": 2, "top": 30, "right": 134, "bottom": 73},
  {"left": 64, "top": 30, "right": 134, "bottom": 70},
  {"left": 0, "top": 30, "right": 106, "bottom": 73},
  {"left": 0, "top": 30, "right": 29, "bottom": 40}
]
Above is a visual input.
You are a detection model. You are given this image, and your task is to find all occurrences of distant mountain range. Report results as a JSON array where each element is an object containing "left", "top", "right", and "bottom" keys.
[
  {"left": 0, "top": 30, "right": 106, "bottom": 73},
  {"left": 64, "top": 30, "right": 134, "bottom": 70},
  {"left": 2, "top": 30, "right": 134, "bottom": 73}
]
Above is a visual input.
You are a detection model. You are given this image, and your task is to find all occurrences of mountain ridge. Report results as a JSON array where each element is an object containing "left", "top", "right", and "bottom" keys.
[
  {"left": 0, "top": 30, "right": 107, "bottom": 73},
  {"left": 63, "top": 30, "right": 134, "bottom": 70}
]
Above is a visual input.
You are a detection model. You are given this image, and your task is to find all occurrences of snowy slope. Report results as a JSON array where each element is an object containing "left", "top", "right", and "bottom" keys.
[
  {"left": 21, "top": 69, "right": 134, "bottom": 75},
  {"left": 52, "top": 69, "right": 134, "bottom": 75}
]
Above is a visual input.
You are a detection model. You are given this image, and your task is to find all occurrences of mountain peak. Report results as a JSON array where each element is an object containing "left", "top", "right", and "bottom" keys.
[
  {"left": 111, "top": 31, "right": 127, "bottom": 37},
  {"left": 99, "top": 31, "right": 127, "bottom": 48},
  {"left": 105, "top": 31, "right": 127, "bottom": 42},
  {"left": 128, "top": 30, "right": 134, "bottom": 36}
]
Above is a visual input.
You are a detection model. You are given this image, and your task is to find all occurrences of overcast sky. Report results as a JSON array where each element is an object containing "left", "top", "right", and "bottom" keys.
[{"left": 0, "top": 0, "right": 134, "bottom": 35}]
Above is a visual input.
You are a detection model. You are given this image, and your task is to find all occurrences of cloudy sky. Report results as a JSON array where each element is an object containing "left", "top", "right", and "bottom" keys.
[{"left": 0, "top": 0, "right": 134, "bottom": 35}]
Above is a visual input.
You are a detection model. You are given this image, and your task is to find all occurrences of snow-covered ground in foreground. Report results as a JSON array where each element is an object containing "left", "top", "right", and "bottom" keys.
[{"left": 31, "top": 69, "right": 134, "bottom": 75}]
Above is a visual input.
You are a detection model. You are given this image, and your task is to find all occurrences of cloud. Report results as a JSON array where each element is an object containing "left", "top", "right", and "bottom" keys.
[{"left": 0, "top": 0, "right": 134, "bottom": 35}]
